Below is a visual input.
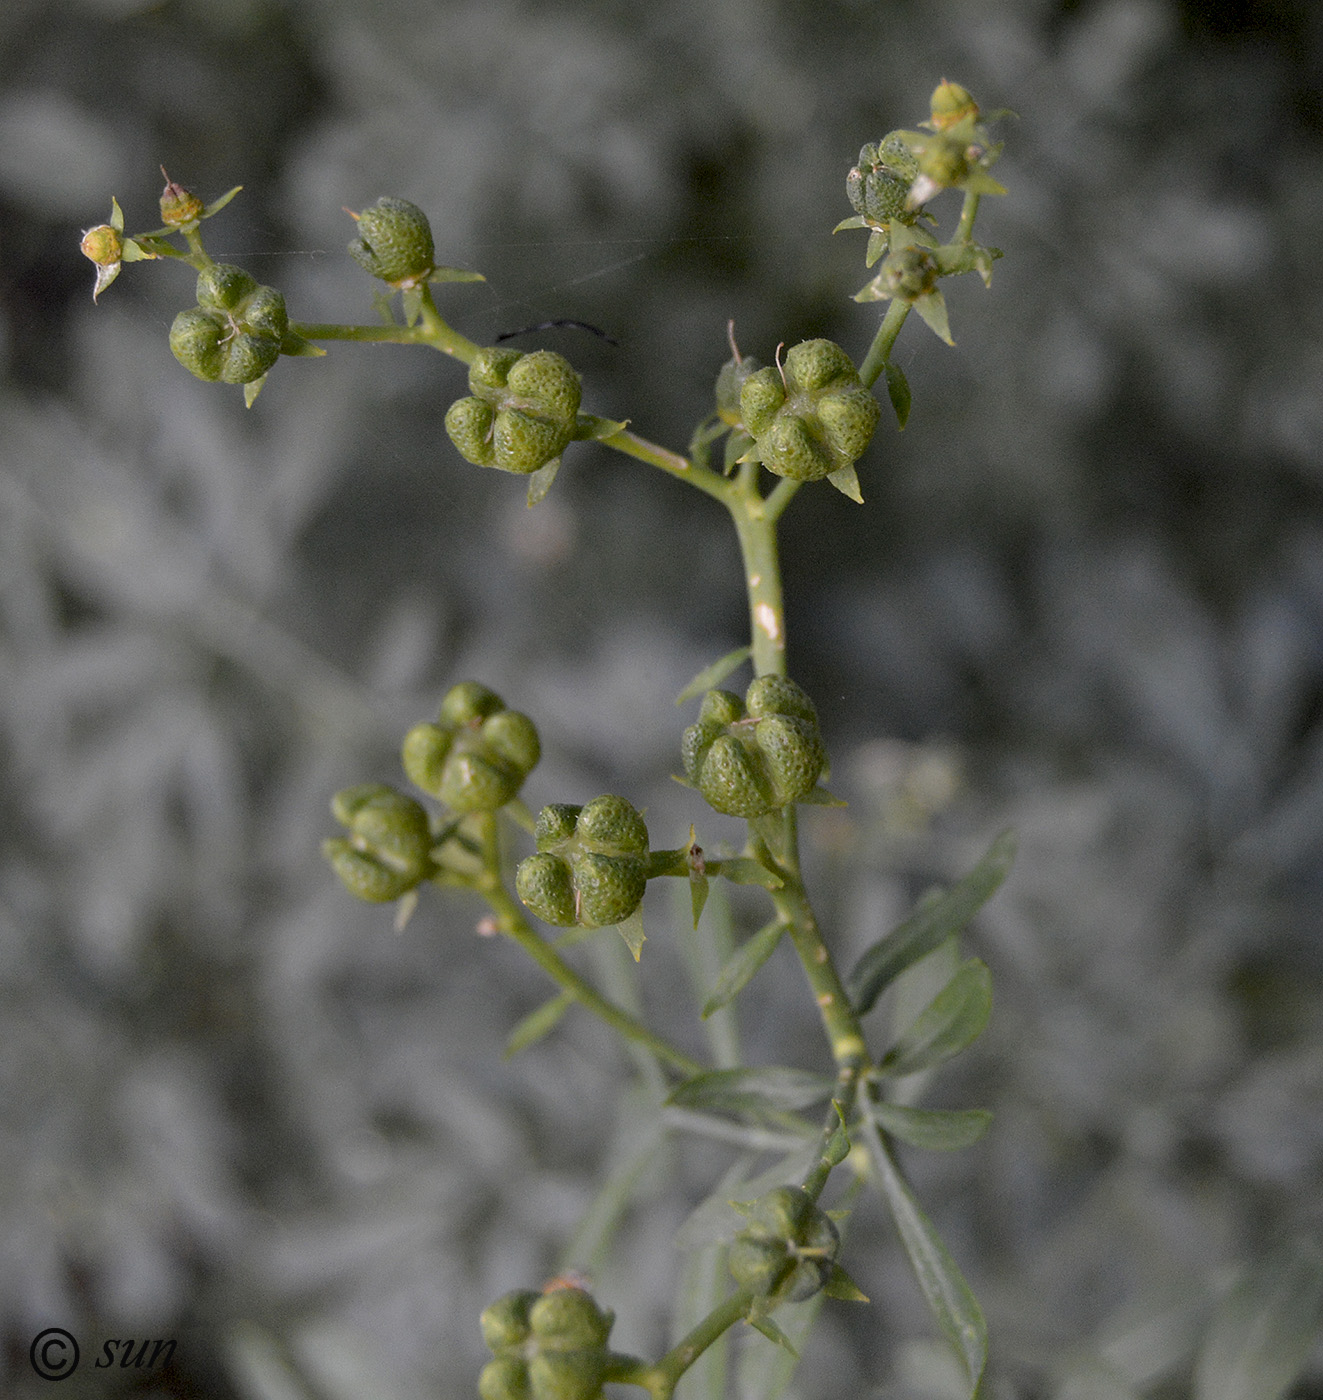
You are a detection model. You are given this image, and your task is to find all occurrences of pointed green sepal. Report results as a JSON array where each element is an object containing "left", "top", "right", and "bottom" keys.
[
  {"left": 202, "top": 185, "right": 244, "bottom": 220},
  {"left": 243, "top": 374, "right": 268, "bottom": 408},
  {"left": 428, "top": 264, "right": 486, "bottom": 284},
  {"left": 526, "top": 456, "right": 561, "bottom": 506},
  {"left": 827, "top": 464, "right": 864, "bottom": 503},
  {"left": 401, "top": 286, "right": 424, "bottom": 326},
  {"left": 616, "top": 907, "right": 646, "bottom": 961},
  {"left": 747, "top": 1309, "right": 798, "bottom": 1356},
  {"left": 575, "top": 414, "right": 630, "bottom": 442},
  {"left": 832, "top": 214, "right": 870, "bottom": 233},
  {"left": 823, "top": 1264, "right": 870, "bottom": 1302},
  {"left": 712, "top": 857, "right": 784, "bottom": 889},
  {"left": 798, "top": 785, "right": 846, "bottom": 807},
  {"left": 885, "top": 361, "right": 912, "bottom": 429},
  {"left": 912, "top": 290, "right": 954, "bottom": 345}
]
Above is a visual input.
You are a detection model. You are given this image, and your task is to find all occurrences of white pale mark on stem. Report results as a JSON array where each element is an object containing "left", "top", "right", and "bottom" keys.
[
  {"left": 755, "top": 602, "right": 782, "bottom": 644},
  {"left": 749, "top": 573, "right": 761, "bottom": 587}
]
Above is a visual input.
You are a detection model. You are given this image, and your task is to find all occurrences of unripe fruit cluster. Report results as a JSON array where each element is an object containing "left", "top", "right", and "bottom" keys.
[
  {"left": 516, "top": 796, "right": 649, "bottom": 928},
  {"left": 682, "top": 676, "right": 826, "bottom": 818},
  {"left": 728, "top": 1186, "right": 840, "bottom": 1305},
  {"left": 322, "top": 783, "right": 433, "bottom": 903},
  {"left": 739, "top": 340, "right": 880, "bottom": 482},
  {"left": 846, "top": 135, "right": 920, "bottom": 225},
  {"left": 402, "top": 681, "right": 540, "bottom": 813},
  {"left": 347, "top": 196, "right": 437, "bottom": 287},
  {"left": 479, "top": 1286, "right": 615, "bottom": 1400},
  {"left": 446, "top": 347, "right": 583, "bottom": 475},
  {"left": 170, "top": 264, "right": 289, "bottom": 385}
]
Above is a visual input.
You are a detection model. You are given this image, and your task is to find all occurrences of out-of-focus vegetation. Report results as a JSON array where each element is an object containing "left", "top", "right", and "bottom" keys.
[{"left": 2, "top": 1, "right": 1322, "bottom": 1396}]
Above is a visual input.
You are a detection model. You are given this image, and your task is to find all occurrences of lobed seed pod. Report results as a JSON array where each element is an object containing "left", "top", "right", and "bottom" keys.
[
  {"left": 682, "top": 675, "right": 826, "bottom": 818},
  {"left": 728, "top": 1185, "right": 840, "bottom": 1305},
  {"left": 322, "top": 783, "right": 433, "bottom": 902},
  {"left": 879, "top": 245, "right": 940, "bottom": 303},
  {"left": 446, "top": 347, "right": 582, "bottom": 475},
  {"left": 739, "top": 339, "right": 880, "bottom": 482},
  {"left": 347, "top": 196, "right": 436, "bottom": 286},
  {"left": 846, "top": 135, "right": 920, "bottom": 224},
  {"left": 171, "top": 264, "right": 290, "bottom": 386},
  {"left": 402, "top": 681, "right": 540, "bottom": 813},
  {"left": 480, "top": 1285, "right": 616, "bottom": 1400},
  {"left": 515, "top": 796, "right": 649, "bottom": 928}
]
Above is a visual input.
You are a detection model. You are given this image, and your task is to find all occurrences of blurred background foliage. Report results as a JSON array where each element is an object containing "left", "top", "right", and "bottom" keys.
[{"left": 2, "top": 0, "right": 1322, "bottom": 1396}]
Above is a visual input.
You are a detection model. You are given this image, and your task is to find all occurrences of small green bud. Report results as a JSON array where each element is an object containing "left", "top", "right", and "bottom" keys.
[
  {"left": 739, "top": 340, "right": 879, "bottom": 482},
  {"left": 446, "top": 348, "right": 581, "bottom": 475},
  {"left": 715, "top": 351, "right": 763, "bottom": 426},
  {"left": 402, "top": 682, "right": 540, "bottom": 812},
  {"left": 80, "top": 223, "right": 122, "bottom": 268},
  {"left": 880, "top": 245, "right": 940, "bottom": 302},
  {"left": 682, "top": 676, "right": 826, "bottom": 818},
  {"left": 322, "top": 783, "right": 432, "bottom": 902},
  {"left": 728, "top": 1186, "right": 840, "bottom": 1305},
  {"left": 516, "top": 796, "right": 649, "bottom": 928},
  {"left": 347, "top": 196, "right": 436, "bottom": 287},
  {"left": 159, "top": 171, "right": 204, "bottom": 226},
  {"left": 929, "top": 80, "right": 979, "bottom": 130},
  {"left": 529, "top": 1288, "right": 614, "bottom": 1349}
]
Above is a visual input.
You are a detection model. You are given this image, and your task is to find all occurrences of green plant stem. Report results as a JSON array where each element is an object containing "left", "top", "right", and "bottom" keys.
[
  {"left": 619, "top": 1287, "right": 756, "bottom": 1399},
  {"left": 728, "top": 488, "right": 789, "bottom": 679},
  {"left": 472, "top": 815, "right": 705, "bottom": 1078},
  {"left": 294, "top": 290, "right": 482, "bottom": 363},
  {"left": 588, "top": 421, "right": 731, "bottom": 502},
  {"left": 955, "top": 190, "right": 982, "bottom": 245},
  {"left": 858, "top": 297, "right": 911, "bottom": 389}
]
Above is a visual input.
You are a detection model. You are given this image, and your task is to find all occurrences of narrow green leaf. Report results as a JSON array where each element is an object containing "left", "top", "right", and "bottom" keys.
[
  {"left": 868, "top": 1102, "right": 993, "bottom": 1151},
  {"left": 848, "top": 828, "right": 1016, "bottom": 1016},
  {"left": 878, "top": 959, "right": 992, "bottom": 1078},
  {"left": 243, "top": 374, "right": 268, "bottom": 409},
  {"left": 615, "top": 908, "right": 646, "bottom": 961},
  {"left": 747, "top": 1310, "right": 798, "bottom": 1357},
  {"left": 676, "top": 646, "right": 753, "bottom": 705},
  {"left": 427, "top": 264, "right": 486, "bottom": 284},
  {"left": 832, "top": 214, "right": 870, "bottom": 233},
  {"left": 870, "top": 1132, "right": 987, "bottom": 1394},
  {"left": 912, "top": 289, "right": 954, "bottom": 345},
  {"left": 865, "top": 228, "right": 889, "bottom": 266},
  {"left": 885, "top": 361, "right": 912, "bottom": 429},
  {"left": 798, "top": 785, "right": 846, "bottom": 807},
  {"left": 690, "top": 869, "right": 710, "bottom": 929},
  {"left": 526, "top": 456, "right": 561, "bottom": 507},
  {"left": 713, "top": 857, "right": 783, "bottom": 889},
  {"left": 504, "top": 991, "right": 573, "bottom": 1058},
  {"left": 827, "top": 464, "right": 864, "bottom": 503},
  {"left": 1193, "top": 1239, "right": 1323, "bottom": 1400},
  {"left": 201, "top": 185, "right": 244, "bottom": 219},
  {"left": 701, "top": 920, "right": 785, "bottom": 1019},
  {"left": 401, "top": 286, "right": 424, "bottom": 326},
  {"left": 667, "top": 1067, "right": 836, "bottom": 1117},
  {"left": 575, "top": 413, "right": 630, "bottom": 442}
]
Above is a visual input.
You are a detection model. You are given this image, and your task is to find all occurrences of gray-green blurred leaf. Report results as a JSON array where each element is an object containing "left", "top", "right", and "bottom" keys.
[
  {"left": 702, "top": 919, "right": 784, "bottom": 1019},
  {"left": 869, "top": 1102, "right": 993, "bottom": 1150},
  {"left": 504, "top": 990, "right": 573, "bottom": 1058},
  {"left": 849, "top": 828, "right": 1016, "bottom": 1016},
  {"left": 667, "top": 1066, "right": 835, "bottom": 1117},
  {"left": 869, "top": 1132, "right": 987, "bottom": 1395},
  {"left": 885, "top": 360, "right": 912, "bottom": 429},
  {"left": 878, "top": 959, "right": 992, "bottom": 1077},
  {"left": 1193, "top": 1239, "right": 1323, "bottom": 1400}
]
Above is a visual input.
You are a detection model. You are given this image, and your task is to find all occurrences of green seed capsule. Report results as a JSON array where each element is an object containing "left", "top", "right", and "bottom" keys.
[
  {"left": 323, "top": 783, "right": 432, "bottom": 902},
  {"left": 218, "top": 332, "right": 281, "bottom": 385},
  {"left": 402, "top": 682, "right": 540, "bottom": 811},
  {"left": 739, "top": 339, "right": 879, "bottom": 482},
  {"left": 516, "top": 796, "right": 649, "bottom": 929},
  {"left": 847, "top": 136, "right": 920, "bottom": 224},
  {"left": 528, "top": 1289, "right": 614, "bottom": 1349},
  {"left": 447, "top": 348, "right": 582, "bottom": 476},
  {"left": 728, "top": 1186, "right": 840, "bottom": 1304},
  {"left": 479, "top": 1357, "right": 532, "bottom": 1400},
  {"left": 347, "top": 196, "right": 436, "bottom": 286},
  {"left": 682, "top": 676, "right": 826, "bottom": 817},
  {"left": 526, "top": 1352, "right": 605, "bottom": 1400},
  {"left": 169, "top": 309, "right": 225, "bottom": 381},
  {"left": 481, "top": 1290, "right": 540, "bottom": 1351},
  {"left": 196, "top": 263, "right": 258, "bottom": 312}
]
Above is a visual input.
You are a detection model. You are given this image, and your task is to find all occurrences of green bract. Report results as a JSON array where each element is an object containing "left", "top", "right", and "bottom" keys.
[
  {"left": 682, "top": 675, "right": 826, "bottom": 818},
  {"left": 321, "top": 783, "right": 433, "bottom": 903},
  {"left": 739, "top": 339, "right": 880, "bottom": 482},
  {"left": 169, "top": 264, "right": 290, "bottom": 385},
  {"left": 479, "top": 1287, "right": 615, "bottom": 1400},
  {"left": 846, "top": 135, "right": 920, "bottom": 225},
  {"left": 347, "top": 196, "right": 436, "bottom": 286},
  {"left": 445, "top": 347, "right": 582, "bottom": 475},
  {"left": 402, "top": 681, "right": 540, "bottom": 813},
  {"left": 728, "top": 1186, "right": 840, "bottom": 1305},
  {"left": 515, "top": 796, "right": 649, "bottom": 928}
]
